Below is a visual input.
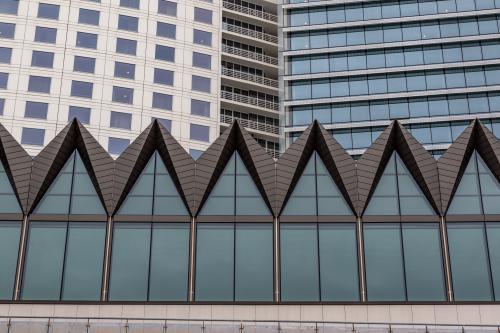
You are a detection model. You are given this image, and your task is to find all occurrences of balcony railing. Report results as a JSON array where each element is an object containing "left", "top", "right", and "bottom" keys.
[
  {"left": 222, "top": 1, "right": 278, "bottom": 22},
  {"left": 222, "top": 68, "right": 279, "bottom": 88},
  {"left": 221, "top": 114, "right": 279, "bottom": 135},
  {"left": 222, "top": 23, "right": 278, "bottom": 44},
  {"left": 221, "top": 91, "right": 279, "bottom": 111},
  {"left": 222, "top": 45, "right": 278, "bottom": 66},
  {"left": 264, "top": 147, "right": 280, "bottom": 158}
]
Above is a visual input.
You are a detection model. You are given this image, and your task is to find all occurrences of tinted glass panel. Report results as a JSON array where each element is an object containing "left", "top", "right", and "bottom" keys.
[
  {"left": 402, "top": 223, "right": 446, "bottom": 301},
  {"left": 28, "top": 75, "right": 51, "bottom": 93},
  {"left": 191, "top": 99, "right": 210, "bottom": 117},
  {"left": 108, "top": 137, "right": 129, "bottom": 155},
  {"left": 319, "top": 224, "right": 359, "bottom": 301},
  {"left": 281, "top": 224, "right": 319, "bottom": 301},
  {"left": 0, "top": 22, "right": 15, "bottom": 39},
  {"left": 38, "top": 3, "right": 59, "bottom": 19},
  {"left": 364, "top": 223, "right": 406, "bottom": 301},
  {"left": 112, "top": 86, "right": 133, "bottom": 104},
  {"left": 21, "top": 128, "right": 44, "bottom": 146},
  {"left": 34, "top": 26, "right": 56, "bottom": 43},
  {"left": 158, "top": 0, "right": 177, "bottom": 16},
  {"left": 157, "top": 22, "right": 176, "bottom": 38},
  {"left": 194, "top": 7, "right": 212, "bottom": 24},
  {"left": 235, "top": 224, "right": 273, "bottom": 301},
  {"left": 25, "top": 101, "right": 48, "bottom": 119},
  {"left": 71, "top": 80, "right": 93, "bottom": 98},
  {"left": 486, "top": 223, "right": 500, "bottom": 300},
  {"left": 76, "top": 32, "right": 97, "bottom": 49},
  {"left": 22, "top": 222, "right": 66, "bottom": 300},
  {"left": 190, "top": 124, "right": 209, "bottom": 142},
  {"left": 192, "top": 52, "right": 211, "bottom": 69},
  {"left": 0, "top": 222, "right": 20, "bottom": 300},
  {"left": 116, "top": 38, "right": 137, "bottom": 55},
  {"left": 68, "top": 106, "right": 90, "bottom": 124},
  {"left": 152, "top": 92, "right": 173, "bottom": 110},
  {"left": 62, "top": 223, "right": 105, "bottom": 300},
  {"left": 0, "top": 47, "right": 12, "bottom": 63},
  {"left": 195, "top": 224, "right": 234, "bottom": 301},
  {"left": 0, "top": 0, "right": 18, "bottom": 14},
  {"left": 193, "top": 29, "right": 211, "bottom": 46},
  {"left": 78, "top": 8, "right": 100, "bottom": 25},
  {"left": 31, "top": 51, "right": 54, "bottom": 68},
  {"left": 155, "top": 45, "right": 175, "bottom": 62},
  {"left": 114, "top": 62, "right": 135, "bottom": 79},
  {"left": 73, "top": 56, "right": 95, "bottom": 73},
  {"left": 118, "top": 15, "right": 138, "bottom": 32},
  {"left": 448, "top": 223, "right": 493, "bottom": 301},
  {"left": 109, "top": 223, "right": 150, "bottom": 301},
  {"left": 149, "top": 224, "right": 189, "bottom": 301}
]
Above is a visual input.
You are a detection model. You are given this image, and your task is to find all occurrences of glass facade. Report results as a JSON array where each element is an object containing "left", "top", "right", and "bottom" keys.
[
  {"left": 280, "top": 223, "right": 359, "bottom": 301},
  {"left": 283, "top": 0, "right": 500, "bottom": 155},
  {"left": 0, "top": 120, "right": 497, "bottom": 303},
  {"left": 109, "top": 223, "right": 190, "bottom": 301},
  {"left": 116, "top": 151, "right": 189, "bottom": 216},
  {"left": 282, "top": 152, "right": 352, "bottom": 215}
]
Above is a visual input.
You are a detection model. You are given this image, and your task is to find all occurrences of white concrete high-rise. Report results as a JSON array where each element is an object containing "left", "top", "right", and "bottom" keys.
[{"left": 0, "top": 0, "right": 220, "bottom": 157}]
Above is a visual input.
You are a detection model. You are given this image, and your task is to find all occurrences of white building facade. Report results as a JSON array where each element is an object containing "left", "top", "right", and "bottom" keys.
[{"left": 0, "top": 0, "right": 220, "bottom": 156}]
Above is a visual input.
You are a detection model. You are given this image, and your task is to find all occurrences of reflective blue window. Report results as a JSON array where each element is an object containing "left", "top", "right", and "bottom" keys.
[{"left": 34, "top": 26, "right": 56, "bottom": 43}]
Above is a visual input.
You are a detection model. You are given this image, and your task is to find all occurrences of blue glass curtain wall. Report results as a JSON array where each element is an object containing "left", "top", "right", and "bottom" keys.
[
  {"left": 287, "top": 16, "right": 500, "bottom": 51},
  {"left": 288, "top": 1, "right": 500, "bottom": 23}
]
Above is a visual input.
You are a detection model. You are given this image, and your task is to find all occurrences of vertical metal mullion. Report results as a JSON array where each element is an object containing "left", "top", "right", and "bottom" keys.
[
  {"left": 356, "top": 216, "right": 366, "bottom": 302},
  {"left": 60, "top": 152, "right": 77, "bottom": 300},
  {"left": 394, "top": 155, "right": 408, "bottom": 301},
  {"left": 440, "top": 215, "right": 453, "bottom": 301},
  {"left": 233, "top": 154, "right": 237, "bottom": 301},
  {"left": 274, "top": 216, "right": 280, "bottom": 302},
  {"left": 13, "top": 214, "right": 29, "bottom": 301},
  {"left": 147, "top": 153, "right": 157, "bottom": 301},
  {"left": 188, "top": 216, "right": 196, "bottom": 302},
  {"left": 314, "top": 153, "right": 321, "bottom": 300}
]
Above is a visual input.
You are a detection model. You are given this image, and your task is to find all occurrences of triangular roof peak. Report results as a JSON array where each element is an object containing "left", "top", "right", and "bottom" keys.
[
  {"left": 438, "top": 119, "right": 500, "bottom": 214},
  {"left": 193, "top": 120, "right": 276, "bottom": 216},
  {"left": 27, "top": 119, "right": 114, "bottom": 214},
  {"left": 112, "top": 120, "right": 195, "bottom": 216},
  {"left": 276, "top": 121, "right": 358, "bottom": 216},
  {"left": 357, "top": 120, "right": 441, "bottom": 216}
]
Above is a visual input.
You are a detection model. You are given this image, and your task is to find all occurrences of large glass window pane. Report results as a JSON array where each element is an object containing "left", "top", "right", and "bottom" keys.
[
  {"left": 280, "top": 224, "right": 319, "bottom": 301},
  {"left": 319, "top": 224, "right": 359, "bottom": 301},
  {"left": 109, "top": 223, "right": 150, "bottom": 301},
  {"left": 364, "top": 223, "right": 406, "bottom": 301},
  {"left": 62, "top": 223, "right": 105, "bottom": 300},
  {"left": 402, "top": 223, "right": 445, "bottom": 301},
  {"left": 149, "top": 224, "right": 190, "bottom": 301},
  {"left": 235, "top": 224, "right": 273, "bottom": 301},
  {"left": 22, "top": 222, "right": 67, "bottom": 300},
  {"left": 447, "top": 223, "right": 493, "bottom": 301},
  {"left": 486, "top": 223, "right": 500, "bottom": 300},
  {"left": 195, "top": 224, "right": 234, "bottom": 301},
  {"left": 0, "top": 222, "right": 20, "bottom": 300}
]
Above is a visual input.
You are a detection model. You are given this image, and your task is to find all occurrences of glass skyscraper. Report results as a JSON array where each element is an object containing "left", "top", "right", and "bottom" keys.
[{"left": 282, "top": 0, "right": 500, "bottom": 157}]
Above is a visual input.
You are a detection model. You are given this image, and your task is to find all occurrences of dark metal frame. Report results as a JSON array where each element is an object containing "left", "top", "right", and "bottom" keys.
[{"left": 0, "top": 118, "right": 496, "bottom": 304}]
